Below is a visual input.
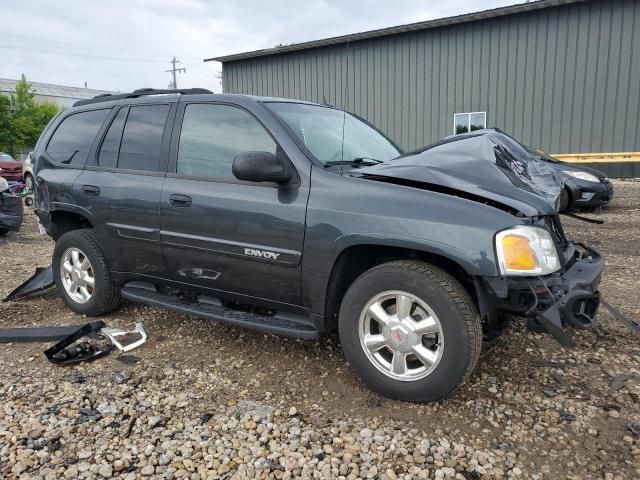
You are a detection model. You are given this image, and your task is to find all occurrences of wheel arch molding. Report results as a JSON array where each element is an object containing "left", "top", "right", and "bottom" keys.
[{"left": 305, "top": 234, "right": 494, "bottom": 332}]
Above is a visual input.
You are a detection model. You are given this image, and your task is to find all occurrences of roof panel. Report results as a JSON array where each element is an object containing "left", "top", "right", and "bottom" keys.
[
  {"left": 206, "top": 0, "right": 587, "bottom": 63},
  {"left": 0, "top": 78, "right": 115, "bottom": 100}
]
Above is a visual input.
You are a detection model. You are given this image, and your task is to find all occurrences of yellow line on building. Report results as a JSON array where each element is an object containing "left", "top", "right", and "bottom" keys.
[{"left": 552, "top": 152, "right": 640, "bottom": 164}]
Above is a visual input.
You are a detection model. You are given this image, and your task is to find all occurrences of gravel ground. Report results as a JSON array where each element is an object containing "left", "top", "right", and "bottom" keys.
[{"left": 1, "top": 180, "right": 639, "bottom": 480}]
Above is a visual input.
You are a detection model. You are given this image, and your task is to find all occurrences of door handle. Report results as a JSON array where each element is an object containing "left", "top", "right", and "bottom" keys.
[
  {"left": 81, "top": 185, "right": 100, "bottom": 196},
  {"left": 169, "top": 194, "right": 192, "bottom": 207}
]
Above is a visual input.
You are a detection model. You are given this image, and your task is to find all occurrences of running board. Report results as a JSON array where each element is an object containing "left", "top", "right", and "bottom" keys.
[{"left": 120, "top": 284, "right": 319, "bottom": 339}]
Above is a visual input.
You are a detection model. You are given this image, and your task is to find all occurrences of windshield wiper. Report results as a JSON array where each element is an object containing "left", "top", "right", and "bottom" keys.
[{"left": 324, "top": 157, "right": 384, "bottom": 168}]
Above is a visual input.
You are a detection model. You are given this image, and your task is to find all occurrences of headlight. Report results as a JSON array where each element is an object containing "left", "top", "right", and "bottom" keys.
[
  {"left": 562, "top": 170, "right": 600, "bottom": 183},
  {"left": 495, "top": 226, "right": 560, "bottom": 276}
]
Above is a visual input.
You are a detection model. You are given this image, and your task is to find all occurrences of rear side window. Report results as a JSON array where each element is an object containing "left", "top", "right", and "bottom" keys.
[
  {"left": 177, "top": 104, "right": 276, "bottom": 179},
  {"left": 98, "top": 108, "right": 128, "bottom": 168},
  {"left": 47, "top": 109, "right": 110, "bottom": 165},
  {"left": 117, "top": 104, "right": 169, "bottom": 171}
]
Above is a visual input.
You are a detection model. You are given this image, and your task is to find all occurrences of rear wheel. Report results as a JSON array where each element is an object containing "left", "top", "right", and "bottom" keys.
[
  {"left": 338, "top": 260, "right": 482, "bottom": 402},
  {"left": 24, "top": 173, "right": 34, "bottom": 194},
  {"left": 53, "top": 229, "right": 121, "bottom": 316}
]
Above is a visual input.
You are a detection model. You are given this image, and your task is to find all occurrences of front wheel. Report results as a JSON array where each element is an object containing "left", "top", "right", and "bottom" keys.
[
  {"left": 559, "top": 187, "right": 571, "bottom": 212},
  {"left": 53, "top": 229, "right": 121, "bottom": 316},
  {"left": 338, "top": 260, "right": 482, "bottom": 402}
]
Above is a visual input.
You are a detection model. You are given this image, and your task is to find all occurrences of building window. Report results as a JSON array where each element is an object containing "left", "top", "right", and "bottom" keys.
[{"left": 454, "top": 112, "right": 486, "bottom": 134}]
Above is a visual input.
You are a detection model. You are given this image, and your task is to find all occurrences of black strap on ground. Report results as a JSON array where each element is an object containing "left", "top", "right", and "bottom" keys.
[
  {"left": 601, "top": 299, "right": 640, "bottom": 335},
  {"left": 561, "top": 212, "right": 605, "bottom": 224},
  {"left": 0, "top": 324, "right": 94, "bottom": 343}
]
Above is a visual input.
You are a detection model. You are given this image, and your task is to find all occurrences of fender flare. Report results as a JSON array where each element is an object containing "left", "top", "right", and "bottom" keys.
[{"left": 329, "top": 232, "right": 493, "bottom": 276}]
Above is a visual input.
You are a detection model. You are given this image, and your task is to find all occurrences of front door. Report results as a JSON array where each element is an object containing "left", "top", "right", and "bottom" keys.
[{"left": 160, "top": 102, "right": 308, "bottom": 307}]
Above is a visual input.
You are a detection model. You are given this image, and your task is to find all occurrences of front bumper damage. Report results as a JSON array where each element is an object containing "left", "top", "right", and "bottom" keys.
[{"left": 488, "top": 243, "right": 603, "bottom": 347}]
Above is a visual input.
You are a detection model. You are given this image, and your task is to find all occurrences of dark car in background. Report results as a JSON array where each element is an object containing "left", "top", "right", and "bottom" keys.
[
  {"left": 0, "top": 177, "right": 24, "bottom": 236},
  {"left": 527, "top": 150, "right": 613, "bottom": 212},
  {"left": 0, "top": 152, "right": 24, "bottom": 183}
]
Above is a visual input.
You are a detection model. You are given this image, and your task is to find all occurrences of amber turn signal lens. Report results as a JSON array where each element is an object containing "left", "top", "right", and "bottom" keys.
[{"left": 501, "top": 235, "right": 536, "bottom": 271}]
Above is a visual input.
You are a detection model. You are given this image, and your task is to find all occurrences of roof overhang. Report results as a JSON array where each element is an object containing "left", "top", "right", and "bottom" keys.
[{"left": 205, "top": 0, "right": 587, "bottom": 63}]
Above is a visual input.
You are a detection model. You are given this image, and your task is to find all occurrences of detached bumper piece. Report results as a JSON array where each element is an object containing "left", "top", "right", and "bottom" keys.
[
  {"left": 0, "top": 320, "right": 148, "bottom": 365},
  {"left": 44, "top": 321, "right": 112, "bottom": 365},
  {"left": 2, "top": 265, "right": 54, "bottom": 302}
]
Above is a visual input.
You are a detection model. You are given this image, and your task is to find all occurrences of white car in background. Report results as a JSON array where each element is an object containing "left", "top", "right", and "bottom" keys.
[{"left": 22, "top": 152, "right": 35, "bottom": 194}]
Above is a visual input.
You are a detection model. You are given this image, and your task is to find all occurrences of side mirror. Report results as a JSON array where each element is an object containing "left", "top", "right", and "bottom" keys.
[{"left": 232, "top": 151, "right": 292, "bottom": 184}]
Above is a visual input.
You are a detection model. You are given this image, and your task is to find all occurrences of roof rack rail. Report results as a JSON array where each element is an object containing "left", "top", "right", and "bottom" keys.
[{"left": 73, "top": 88, "right": 213, "bottom": 107}]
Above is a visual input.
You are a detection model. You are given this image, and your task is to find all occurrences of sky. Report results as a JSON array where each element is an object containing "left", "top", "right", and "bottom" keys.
[{"left": 0, "top": 0, "right": 516, "bottom": 94}]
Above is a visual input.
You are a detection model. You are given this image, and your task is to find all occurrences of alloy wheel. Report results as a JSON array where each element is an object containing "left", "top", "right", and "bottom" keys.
[
  {"left": 60, "top": 247, "right": 95, "bottom": 304},
  {"left": 358, "top": 290, "right": 444, "bottom": 381}
]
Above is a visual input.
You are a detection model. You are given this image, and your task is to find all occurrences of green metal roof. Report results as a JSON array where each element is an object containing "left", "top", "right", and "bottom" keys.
[{"left": 205, "top": 0, "right": 587, "bottom": 63}]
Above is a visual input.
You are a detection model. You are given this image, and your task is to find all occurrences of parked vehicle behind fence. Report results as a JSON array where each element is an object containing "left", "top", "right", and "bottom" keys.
[
  {"left": 32, "top": 89, "right": 604, "bottom": 401},
  {"left": 0, "top": 152, "right": 23, "bottom": 183}
]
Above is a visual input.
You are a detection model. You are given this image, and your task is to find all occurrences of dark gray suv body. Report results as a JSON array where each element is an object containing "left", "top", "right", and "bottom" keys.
[{"left": 33, "top": 89, "right": 603, "bottom": 401}]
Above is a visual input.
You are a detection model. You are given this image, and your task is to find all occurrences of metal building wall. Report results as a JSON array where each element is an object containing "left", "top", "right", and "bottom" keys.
[{"left": 222, "top": 0, "right": 639, "bottom": 156}]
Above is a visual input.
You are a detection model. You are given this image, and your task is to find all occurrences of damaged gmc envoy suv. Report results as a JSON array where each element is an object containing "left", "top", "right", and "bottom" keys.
[{"left": 33, "top": 89, "right": 603, "bottom": 401}]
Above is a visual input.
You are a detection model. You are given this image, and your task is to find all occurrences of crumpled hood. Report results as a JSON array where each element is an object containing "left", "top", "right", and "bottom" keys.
[{"left": 357, "top": 131, "right": 562, "bottom": 217}]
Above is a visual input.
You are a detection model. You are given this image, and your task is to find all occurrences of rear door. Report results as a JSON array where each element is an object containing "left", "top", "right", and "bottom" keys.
[
  {"left": 160, "top": 101, "right": 308, "bottom": 307},
  {"left": 73, "top": 101, "right": 175, "bottom": 276}
]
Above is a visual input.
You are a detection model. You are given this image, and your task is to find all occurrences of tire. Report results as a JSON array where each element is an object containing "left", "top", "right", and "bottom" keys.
[
  {"left": 52, "top": 229, "right": 121, "bottom": 316},
  {"left": 0, "top": 228, "right": 8, "bottom": 237},
  {"left": 338, "top": 260, "right": 482, "bottom": 402},
  {"left": 24, "top": 173, "right": 34, "bottom": 194},
  {"left": 559, "top": 187, "right": 571, "bottom": 212}
]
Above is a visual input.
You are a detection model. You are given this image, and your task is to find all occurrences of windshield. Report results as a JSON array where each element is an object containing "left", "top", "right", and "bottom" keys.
[
  {"left": 266, "top": 102, "right": 401, "bottom": 165},
  {"left": 0, "top": 153, "right": 15, "bottom": 161}
]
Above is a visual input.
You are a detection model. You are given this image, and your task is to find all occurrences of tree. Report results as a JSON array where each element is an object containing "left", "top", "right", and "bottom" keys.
[{"left": 0, "top": 75, "right": 61, "bottom": 157}]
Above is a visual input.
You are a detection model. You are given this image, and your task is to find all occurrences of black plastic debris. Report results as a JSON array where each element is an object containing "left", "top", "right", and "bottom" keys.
[
  {"left": 2, "top": 265, "right": 54, "bottom": 302},
  {"left": 44, "top": 321, "right": 111, "bottom": 365},
  {"left": 113, "top": 371, "right": 132, "bottom": 384},
  {"left": 75, "top": 408, "right": 101, "bottom": 425},
  {"left": 627, "top": 421, "right": 640, "bottom": 437},
  {"left": 65, "top": 372, "right": 86, "bottom": 384},
  {"left": 601, "top": 299, "right": 640, "bottom": 335},
  {"left": 608, "top": 373, "right": 639, "bottom": 395},
  {"left": 116, "top": 355, "right": 142, "bottom": 365}
]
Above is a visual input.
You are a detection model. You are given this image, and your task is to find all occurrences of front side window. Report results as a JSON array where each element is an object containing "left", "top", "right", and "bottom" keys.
[
  {"left": 177, "top": 104, "right": 276, "bottom": 179},
  {"left": 266, "top": 103, "right": 401, "bottom": 165},
  {"left": 454, "top": 112, "right": 487, "bottom": 135},
  {"left": 118, "top": 104, "right": 169, "bottom": 171},
  {"left": 47, "top": 109, "right": 110, "bottom": 165}
]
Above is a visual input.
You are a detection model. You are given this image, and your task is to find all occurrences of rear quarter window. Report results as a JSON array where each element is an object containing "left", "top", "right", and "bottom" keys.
[{"left": 46, "top": 109, "right": 110, "bottom": 165}]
